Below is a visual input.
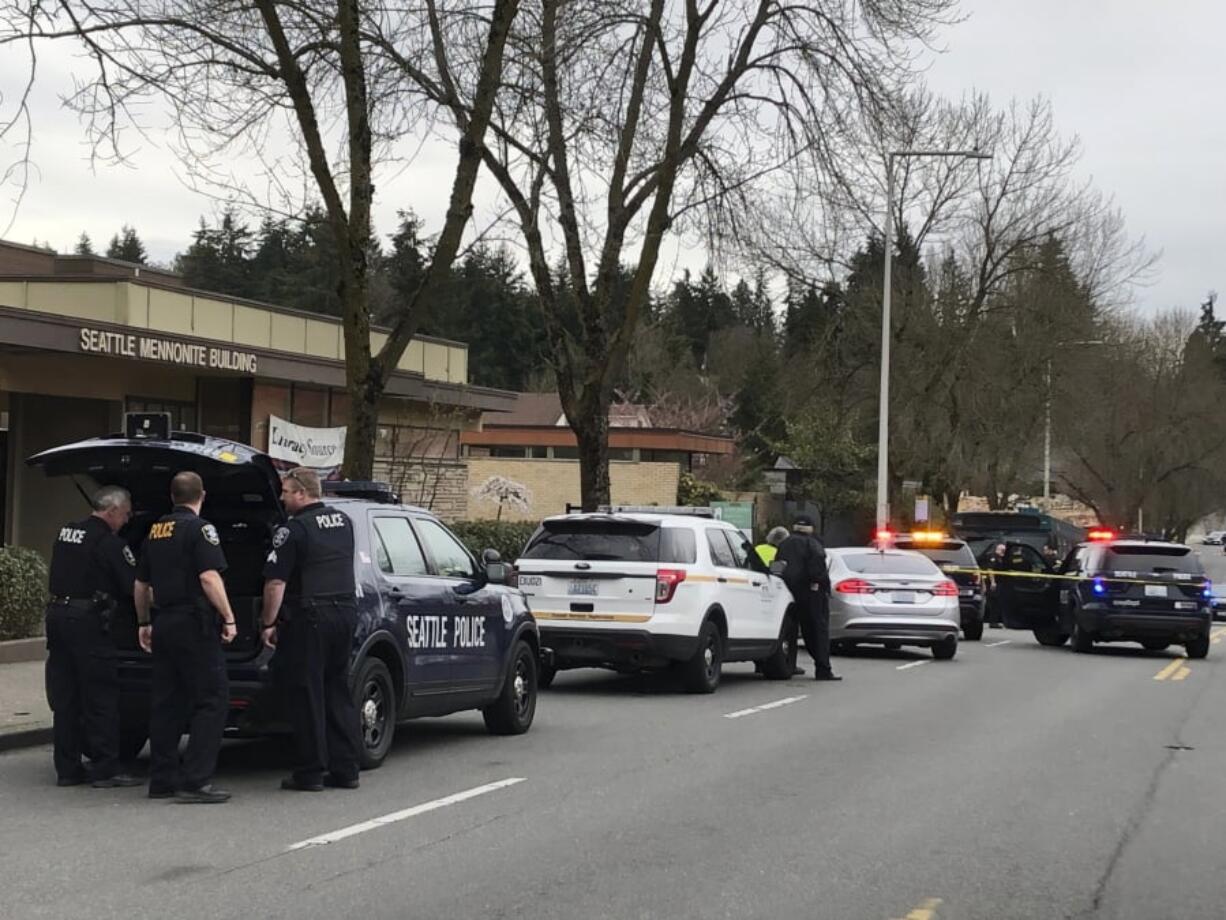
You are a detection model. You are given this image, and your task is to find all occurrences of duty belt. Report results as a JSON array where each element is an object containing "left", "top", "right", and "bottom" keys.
[{"left": 49, "top": 596, "right": 96, "bottom": 609}]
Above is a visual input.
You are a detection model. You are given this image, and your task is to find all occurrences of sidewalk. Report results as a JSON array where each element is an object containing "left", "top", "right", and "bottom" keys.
[{"left": 0, "top": 641, "right": 51, "bottom": 753}]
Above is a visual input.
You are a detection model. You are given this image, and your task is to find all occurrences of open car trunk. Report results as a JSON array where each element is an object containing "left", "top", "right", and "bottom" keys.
[{"left": 27, "top": 433, "right": 285, "bottom": 661}]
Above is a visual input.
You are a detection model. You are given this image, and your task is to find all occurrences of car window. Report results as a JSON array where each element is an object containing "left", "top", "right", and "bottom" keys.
[
  {"left": 370, "top": 516, "right": 428, "bottom": 577},
  {"left": 839, "top": 552, "right": 939, "bottom": 576},
  {"left": 705, "top": 529, "right": 736, "bottom": 567},
  {"left": 1103, "top": 546, "right": 1203, "bottom": 576},
  {"left": 660, "top": 527, "right": 698, "bottom": 564},
  {"left": 522, "top": 520, "right": 661, "bottom": 562},
  {"left": 721, "top": 530, "right": 752, "bottom": 568},
  {"left": 414, "top": 517, "right": 477, "bottom": 578}
]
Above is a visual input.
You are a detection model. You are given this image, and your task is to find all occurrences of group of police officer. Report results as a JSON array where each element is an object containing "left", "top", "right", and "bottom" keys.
[{"left": 45, "top": 466, "right": 362, "bottom": 803}]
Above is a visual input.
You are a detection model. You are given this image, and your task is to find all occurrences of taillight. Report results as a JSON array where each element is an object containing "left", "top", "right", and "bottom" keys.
[
  {"left": 835, "top": 578, "right": 875, "bottom": 595},
  {"left": 655, "top": 568, "right": 687, "bottom": 603},
  {"left": 933, "top": 580, "right": 958, "bottom": 597}
]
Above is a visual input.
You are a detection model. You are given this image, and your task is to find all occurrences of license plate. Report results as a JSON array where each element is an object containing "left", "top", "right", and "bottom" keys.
[
  {"left": 1144, "top": 584, "right": 1167, "bottom": 598},
  {"left": 568, "top": 579, "right": 598, "bottom": 596},
  {"left": 517, "top": 575, "right": 542, "bottom": 587},
  {"left": 1175, "top": 601, "right": 1196, "bottom": 610},
  {"left": 890, "top": 592, "right": 916, "bottom": 605}
]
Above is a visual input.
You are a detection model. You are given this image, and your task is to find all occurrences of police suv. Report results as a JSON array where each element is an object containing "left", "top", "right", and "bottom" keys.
[
  {"left": 514, "top": 510, "right": 797, "bottom": 692},
  {"left": 994, "top": 533, "right": 1212, "bottom": 657},
  {"left": 28, "top": 423, "right": 540, "bottom": 769}
]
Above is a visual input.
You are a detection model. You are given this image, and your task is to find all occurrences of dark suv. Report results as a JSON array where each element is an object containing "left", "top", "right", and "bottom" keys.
[
  {"left": 890, "top": 534, "right": 986, "bottom": 640},
  {"left": 28, "top": 431, "right": 540, "bottom": 769},
  {"left": 998, "top": 538, "right": 1212, "bottom": 658}
]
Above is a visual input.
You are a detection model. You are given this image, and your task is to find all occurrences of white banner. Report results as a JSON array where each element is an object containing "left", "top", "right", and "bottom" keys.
[{"left": 268, "top": 415, "right": 346, "bottom": 474}]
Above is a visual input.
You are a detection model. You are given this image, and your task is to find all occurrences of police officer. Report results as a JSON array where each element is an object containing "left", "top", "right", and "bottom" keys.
[
  {"left": 45, "top": 486, "right": 142, "bottom": 788},
  {"left": 259, "top": 467, "right": 362, "bottom": 792},
  {"left": 775, "top": 515, "right": 841, "bottom": 681},
  {"left": 134, "top": 471, "right": 236, "bottom": 804},
  {"left": 985, "top": 542, "right": 1008, "bottom": 628}
]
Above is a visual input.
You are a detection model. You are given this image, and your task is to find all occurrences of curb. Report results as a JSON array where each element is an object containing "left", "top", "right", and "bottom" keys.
[
  {"left": 0, "top": 726, "right": 52, "bottom": 754},
  {"left": 0, "top": 638, "right": 46, "bottom": 665}
]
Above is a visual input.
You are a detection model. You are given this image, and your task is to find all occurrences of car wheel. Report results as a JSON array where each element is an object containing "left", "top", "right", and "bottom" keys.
[
  {"left": 759, "top": 616, "right": 798, "bottom": 680},
  {"left": 1034, "top": 628, "right": 1070, "bottom": 647},
  {"left": 931, "top": 636, "right": 957, "bottom": 660},
  {"left": 1071, "top": 621, "right": 1094, "bottom": 654},
  {"left": 1185, "top": 635, "right": 1210, "bottom": 660},
  {"left": 354, "top": 657, "right": 397, "bottom": 770},
  {"left": 483, "top": 641, "right": 538, "bottom": 735},
  {"left": 963, "top": 620, "right": 984, "bottom": 641},
  {"left": 1141, "top": 639, "right": 1170, "bottom": 652},
  {"left": 681, "top": 620, "right": 723, "bottom": 693},
  {"left": 538, "top": 661, "right": 557, "bottom": 690}
]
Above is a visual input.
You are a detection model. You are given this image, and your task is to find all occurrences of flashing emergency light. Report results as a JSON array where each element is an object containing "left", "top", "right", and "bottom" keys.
[
  {"left": 910, "top": 530, "right": 948, "bottom": 542},
  {"left": 874, "top": 529, "right": 895, "bottom": 548},
  {"left": 1092, "top": 578, "right": 1107, "bottom": 595},
  {"left": 1087, "top": 529, "right": 1116, "bottom": 542},
  {"left": 1202, "top": 581, "right": 1213, "bottom": 599}
]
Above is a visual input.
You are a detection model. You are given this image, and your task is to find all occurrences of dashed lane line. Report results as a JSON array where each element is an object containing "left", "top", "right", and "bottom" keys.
[
  {"left": 984, "top": 639, "right": 1012, "bottom": 648},
  {"left": 286, "top": 777, "right": 526, "bottom": 851},
  {"left": 723, "top": 695, "right": 808, "bottom": 719},
  {"left": 896, "top": 660, "right": 929, "bottom": 671}
]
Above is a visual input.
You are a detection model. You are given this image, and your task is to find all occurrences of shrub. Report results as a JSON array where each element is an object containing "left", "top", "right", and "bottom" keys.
[
  {"left": 450, "top": 520, "right": 540, "bottom": 562},
  {"left": 677, "top": 471, "right": 724, "bottom": 506},
  {"left": 0, "top": 546, "right": 49, "bottom": 641}
]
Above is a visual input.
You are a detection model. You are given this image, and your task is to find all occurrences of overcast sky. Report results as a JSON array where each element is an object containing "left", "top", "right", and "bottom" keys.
[{"left": 1, "top": 1, "right": 1220, "bottom": 316}]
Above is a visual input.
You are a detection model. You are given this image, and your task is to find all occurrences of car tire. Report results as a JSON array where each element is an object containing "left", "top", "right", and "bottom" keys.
[
  {"left": 931, "top": 636, "right": 957, "bottom": 660},
  {"left": 1072, "top": 621, "right": 1094, "bottom": 654},
  {"left": 1034, "top": 628, "right": 1070, "bottom": 647},
  {"left": 681, "top": 620, "right": 723, "bottom": 693},
  {"left": 1185, "top": 635, "right": 1210, "bottom": 660},
  {"left": 354, "top": 657, "right": 397, "bottom": 770},
  {"left": 483, "top": 641, "right": 538, "bottom": 735},
  {"left": 759, "top": 616, "right": 798, "bottom": 680},
  {"left": 1141, "top": 639, "right": 1170, "bottom": 652},
  {"left": 538, "top": 661, "right": 557, "bottom": 690},
  {"left": 963, "top": 621, "right": 984, "bottom": 641}
]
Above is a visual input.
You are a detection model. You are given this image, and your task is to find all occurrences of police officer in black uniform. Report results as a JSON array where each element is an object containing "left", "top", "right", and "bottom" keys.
[
  {"left": 776, "top": 515, "right": 842, "bottom": 681},
  {"left": 260, "top": 467, "right": 362, "bottom": 792},
  {"left": 134, "top": 471, "right": 237, "bottom": 804},
  {"left": 45, "top": 486, "right": 143, "bottom": 787}
]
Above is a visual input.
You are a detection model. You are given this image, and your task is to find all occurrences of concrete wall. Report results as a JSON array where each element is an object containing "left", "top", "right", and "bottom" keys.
[{"left": 465, "top": 458, "right": 681, "bottom": 522}]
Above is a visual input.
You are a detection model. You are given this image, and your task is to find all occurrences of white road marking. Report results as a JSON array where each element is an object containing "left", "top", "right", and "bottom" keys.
[
  {"left": 287, "top": 777, "right": 526, "bottom": 851},
  {"left": 724, "top": 695, "right": 808, "bottom": 719},
  {"left": 985, "top": 640, "right": 1012, "bottom": 648},
  {"left": 896, "top": 660, "right": 930, "bottom": 671}
]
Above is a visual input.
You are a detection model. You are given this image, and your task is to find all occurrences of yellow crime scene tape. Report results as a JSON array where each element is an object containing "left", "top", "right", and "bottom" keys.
[{"left": 938, "top": 566, "right": 1210, "bottom": 588}]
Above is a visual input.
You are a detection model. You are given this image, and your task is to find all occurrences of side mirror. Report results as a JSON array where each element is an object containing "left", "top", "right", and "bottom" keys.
[
  {"left": 485, "top": 561, "right": 509, "bottom": 585},
  {"left": 770, "top": 560, "right": 787, "bottom": 576}
]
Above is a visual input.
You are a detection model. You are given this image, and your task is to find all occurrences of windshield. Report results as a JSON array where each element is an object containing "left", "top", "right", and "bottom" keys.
[
  {"left": 840, "top": 552, "right": 940, "bottom": 576},
  {"left": 521, "top": 520, "right": 696, "bottom": 563}
]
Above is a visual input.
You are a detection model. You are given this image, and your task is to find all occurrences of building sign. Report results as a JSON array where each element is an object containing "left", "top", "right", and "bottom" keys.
[
  {"left": 78, "top": 327, "right": 258, "bottom": 374},
  {"left": 712, "top": 500, "right": 755, "bottom": 543},
  {"left": 268, "top": 414, "right": 346, "bottom": 478}
]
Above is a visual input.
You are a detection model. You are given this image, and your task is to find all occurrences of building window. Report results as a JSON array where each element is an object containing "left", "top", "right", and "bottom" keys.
[
  {"left": 290, "top": 385, "right": 328, "bottom": 428},
  {"left": 126, "top": 396, "right": 197, "bottom": 432},
  {"left": 552, "top": 446, "right": 579, "bottom": 460},
  {"left": 608, "top": 448, "right": 634, "bottom": 461},
  {"left": 198, "top": 377, "right": 250, "bottom": 442},
  {"left": 490, "top": 446, "right": 528, "bottom": 458}
]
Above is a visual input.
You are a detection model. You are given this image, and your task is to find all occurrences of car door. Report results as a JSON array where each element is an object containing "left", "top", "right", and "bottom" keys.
[
  {"left": 412, "top": 516, "right": 503, "bottom": 692},
  {"left": 721, "top": 529, "right": 779, "bottom": 642},
  {"left": 1000, "top": 542, "right": 1061, "bottom": 629},
  {"left": 704, "top": 527, "right": 760, "bottom": 646},
  {"left": 368, "top": 513, "right": 453, "bottom": 697}
]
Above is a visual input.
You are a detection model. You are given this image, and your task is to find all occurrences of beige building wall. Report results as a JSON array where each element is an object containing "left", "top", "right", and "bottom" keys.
[{"left": 465, "top": 458, "right": 681, "bottom": 522}]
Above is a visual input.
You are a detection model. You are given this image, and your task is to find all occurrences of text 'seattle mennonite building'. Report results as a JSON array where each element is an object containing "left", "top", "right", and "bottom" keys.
[{"left": 0, "top": 239, "right": 514, "bottom": 555}]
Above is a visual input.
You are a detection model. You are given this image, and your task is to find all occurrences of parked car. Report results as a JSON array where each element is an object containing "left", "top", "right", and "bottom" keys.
[
  {"left": 28, "top": 428, "right": 539, "bottom": 769},
  {"left": 826, "top": 547, "right": 961, "bottom": 660},
  {"left": 515, "top": 512, "right": 797, "bottom": 692},
  {"left": 1201, "top": 531, "right": 1225, "bottom": 545}
]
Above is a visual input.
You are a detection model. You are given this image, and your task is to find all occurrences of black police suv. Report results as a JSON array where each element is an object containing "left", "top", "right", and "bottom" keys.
[
  {"left": 890, "top": 534, "right": 986, "bottom": 640},
  {"left": 28, "top": 429, "right": 540, "bottom": 769},
  {"left": 993, "top": 538, "right": 1212, "bottom": 658}
]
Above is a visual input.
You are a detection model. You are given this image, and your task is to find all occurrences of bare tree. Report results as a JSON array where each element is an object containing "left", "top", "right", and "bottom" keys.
[{"left": 0, "top": 0, "right": 520, "bottom": 477}]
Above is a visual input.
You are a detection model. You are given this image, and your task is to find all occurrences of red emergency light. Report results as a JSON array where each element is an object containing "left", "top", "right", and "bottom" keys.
[
  {"left": 874, "top": 529, "right": 895, "bottom": 547},
  {"left": 1087, "top": 528, "right": 1116, "bottom": 542}
]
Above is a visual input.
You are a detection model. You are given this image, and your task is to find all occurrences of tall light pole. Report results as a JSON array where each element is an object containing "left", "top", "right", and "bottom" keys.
[
  {"left": 876, "top": 149, "right": 992, "bottom": 534},
  {"left": 1043, "top": 339, "right": 1106, "bottom": 500}
]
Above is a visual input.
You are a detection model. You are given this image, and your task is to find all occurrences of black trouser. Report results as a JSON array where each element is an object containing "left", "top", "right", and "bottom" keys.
[
  {"left": 794, "top": 588, "right": 833, "bottom": 675},
  {"left": 45, "top": 604, "right": 120, "bottom": 781},
  {"left": 149, "top": 608, "right": 228, "bottom": 792},
  {"left": 276, "top": 604, "right": 361, "bottom": 784}
]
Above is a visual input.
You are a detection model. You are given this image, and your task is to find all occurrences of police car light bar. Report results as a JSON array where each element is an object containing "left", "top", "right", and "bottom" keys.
[
  {"left": 910, "top": 530, "right": 948, "bottom": 542},
  {"left": 322, "top": 480, "right": 400, "bottom": 504},
  {"left": 1087, "top": 529, "right": 1116, "bottom": 542}
]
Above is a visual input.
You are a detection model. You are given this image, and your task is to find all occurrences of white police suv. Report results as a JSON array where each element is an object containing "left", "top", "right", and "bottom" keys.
[{"left": 515, "top": 511, "right": 797, "bottom": 692}]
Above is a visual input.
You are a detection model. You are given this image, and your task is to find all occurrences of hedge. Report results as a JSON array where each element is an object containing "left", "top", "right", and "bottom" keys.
[
  {"left": 0, "top": 545, "right": 48, "bottom": 641},
  {"left": 451, "top": 520, "right": 539, "bottom": 562}
]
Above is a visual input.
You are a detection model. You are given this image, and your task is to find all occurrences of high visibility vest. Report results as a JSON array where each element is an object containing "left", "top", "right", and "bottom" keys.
[{"left": 755, "top": 543, "right": 777, "bottom": 564}]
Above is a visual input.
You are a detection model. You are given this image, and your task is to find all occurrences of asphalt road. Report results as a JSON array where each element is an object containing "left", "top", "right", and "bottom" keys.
[{"left": 3, "top": 549, "right": 1226, "bottom": 920}]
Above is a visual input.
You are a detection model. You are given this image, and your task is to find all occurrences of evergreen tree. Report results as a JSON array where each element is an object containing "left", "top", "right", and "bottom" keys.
[
  {"left": 175, "top": 210, "right": 255, "bottom": 297},
  {"left": 106, "top": 225, "right": 147, "bottom": 264},
  {"left": 74, "top": 232, "right": 94, "bottom": 255}
]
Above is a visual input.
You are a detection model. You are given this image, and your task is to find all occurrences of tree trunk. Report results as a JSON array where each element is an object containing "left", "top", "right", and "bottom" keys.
[
  {"left": 340, "top": 244, "right": 379, "bottom": 480},
  {"left": 575, "top": 407, "right": 611, "bottom": 511}
]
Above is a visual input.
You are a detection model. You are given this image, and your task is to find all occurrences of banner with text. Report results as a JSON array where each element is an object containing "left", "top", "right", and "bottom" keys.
[{"left": 268, "top": 415, "right": 346, "bottom": 480}]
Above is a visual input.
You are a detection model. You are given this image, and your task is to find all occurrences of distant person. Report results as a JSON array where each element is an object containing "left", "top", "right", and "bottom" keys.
[
  {"left": 44, "top": 486, "right": 142, "bottom": 788},
  {"left": 775, "top": 516, "right": 840, "bottom": 681},
  {"left": 985, "top": 542, "right": 1008, "bottom": 629}
]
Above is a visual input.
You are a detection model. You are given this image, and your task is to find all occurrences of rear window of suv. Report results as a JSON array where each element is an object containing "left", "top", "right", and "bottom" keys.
[
  {"left": 895, "top": 541, "right": 976, "bottom": 566},
  {"left": 1103, "top": 545, "right": 1203, "bottom": 576},
  {"left": 840, "top": 552, "right": 939, "bottom": 576},
  {"left": 521, "top": 520, "right": 697, "bottom": 563}
]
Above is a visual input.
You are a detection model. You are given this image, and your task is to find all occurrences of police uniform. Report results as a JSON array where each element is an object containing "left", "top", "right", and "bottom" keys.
[
  {"left": 264, "top": 502, "right": 362, "bottom": 786},
  {"left": 776, "top": 529, "right": 838, "bottom": 679},
  {"left": 45, "top": 516, "right": 136, "bottom": 783},
  {"left": 137, "top": 506, "right": 229, "bottom": 794}
]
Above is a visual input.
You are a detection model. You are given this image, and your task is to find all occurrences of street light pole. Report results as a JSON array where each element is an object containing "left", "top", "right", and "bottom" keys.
[{"left": 876, "top": 149, "right": 992, "bottom": 534}]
